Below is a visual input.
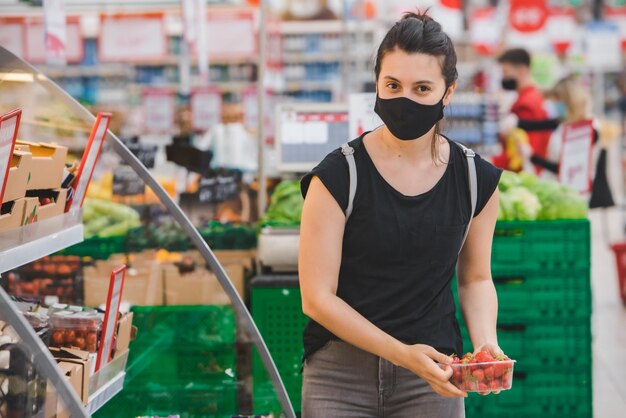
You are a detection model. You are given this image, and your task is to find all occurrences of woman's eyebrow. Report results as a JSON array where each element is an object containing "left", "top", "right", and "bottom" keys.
[{"left": 383, "top": 76, "right": 434, "bottom": 85}]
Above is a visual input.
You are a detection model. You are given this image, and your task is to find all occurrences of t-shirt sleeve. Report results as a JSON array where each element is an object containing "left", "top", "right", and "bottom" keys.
[
  {"left": 474, "top": 154, "right": 503, "bottom": 217},
  {"left": 300, "top": 149, "right": 350, "bottom": 213}
]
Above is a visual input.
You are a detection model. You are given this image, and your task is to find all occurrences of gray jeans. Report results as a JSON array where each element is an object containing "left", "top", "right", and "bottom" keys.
[{"left": 302, "top": 340, "right": 465, "bottom": 418}]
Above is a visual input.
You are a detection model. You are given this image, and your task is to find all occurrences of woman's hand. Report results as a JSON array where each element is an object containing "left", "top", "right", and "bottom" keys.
[
  {"left": 474, "top": 342, "right": 505, "bottom": 396},
  {"left": 399, "top": 344, "right": 467, "bottom": 398}
]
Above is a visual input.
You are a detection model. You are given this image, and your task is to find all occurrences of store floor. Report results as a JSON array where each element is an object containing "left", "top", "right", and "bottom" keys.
[{"left": 590, "top": 135, "right": 626, "bottom": 417}]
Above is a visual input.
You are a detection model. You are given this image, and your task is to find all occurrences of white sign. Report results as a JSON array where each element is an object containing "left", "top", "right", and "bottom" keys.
[
  {"left": 99, "top": 14, "right": 167, "bottom": 62},
  {"left": 585, "top": 22, "right": 621, "bottom": 70},
  {"left": 196, "top": 0, "right": 208, "bottom": 83},
  {"left": 25, "top": 19, "right": 83, "bottom": 64},
  {"left": 349, "top": 93, "right": 382, "bottom": 139},
  {"left": 0, "top": 20, "right": 24, "bottom": 58},
  {"left": 559, "top": 121, "right": 593, "bottom": 194},
  {"left": 203, "top": 9, "right": 256, "bottom": 59},
  {"left": 0, "top": 109, "right": 21, "bottom": 206},
  {"left": 68, "top": 113, "right": 111, "bottom": 212},
  {"left": 280, "top": 112, "right": 305, "bottom": 145},
  {"left": 143, "top": 89, "right": 175, "bottom": 133},
  {"left": 95, "top": 265, "right": 126, "bottom": 372},
  {"left": 191, "top": 87, "right": 222, "bottom": 132},
  {"left": 43, "top": 0, "right": 67, "bottom": 66},
  {"left": 181, "top": 0, "right": 197, "bottom": 43}
]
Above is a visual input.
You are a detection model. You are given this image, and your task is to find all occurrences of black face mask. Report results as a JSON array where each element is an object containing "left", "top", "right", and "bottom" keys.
[
  {"left": 501, "top": 78, "right": 518, "bottom": 91},
  {"left": 374, "top": 93, "right": 446, "bottom": 141}
]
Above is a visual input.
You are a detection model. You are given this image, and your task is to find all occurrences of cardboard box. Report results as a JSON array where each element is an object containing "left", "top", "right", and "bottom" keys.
[
  {"left": 26, "top": 188, "right": 68, "bottom": 222},
  {"left": 50, "top": 347, "right": 91, "bottom": 405},
  {"left": 2, "top": 150, "right": 32, "bottom": 203},
  {"left": 89, "top": 349, "right": 128, "bottom": 397},
  {"left": 16, "top": 141, "right": 68, "bottom": 190},
  {"left": 0, "top": 198, "right": 26, "bottom": 232},
  {"left": 83, "top": 260, "right": 163, "bottom": 307},
  {"left": 21, "top": 197, "right": 38, "bottom": 226},
  {"left": 163, "top": 263, "right": 245, "bottom": 305},
  {"left": 114, "top": 312, "right": 135, "bottom": 356}
]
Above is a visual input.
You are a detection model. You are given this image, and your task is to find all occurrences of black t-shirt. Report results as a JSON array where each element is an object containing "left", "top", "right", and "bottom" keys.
[{"left": 300, "top": 133, "right": 502, "bottom": 360}]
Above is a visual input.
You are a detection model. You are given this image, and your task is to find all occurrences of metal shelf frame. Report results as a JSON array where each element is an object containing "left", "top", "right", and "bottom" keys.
[{"left": 0, "top": 45, "right": 296, "bottom": 418}]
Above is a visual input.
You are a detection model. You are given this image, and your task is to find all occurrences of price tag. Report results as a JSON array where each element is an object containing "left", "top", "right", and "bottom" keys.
[
  {"left": 559, "top": 120, "right": 594, "bottom": 194},
  {"left": 95, "top": 265, "right": 126, "bottom": 372},
  {"left": 191, "top": 87, "right": 222, "bottom": 132},
  {"left": 113, "top": 165, "right": 145, "bottom": 196},
  {"left": 126, "top": 142, "right": 158, "bottom": 169},
  {"left": 143, "top": 88, "right": 175, "bottom": 134},
  {"left": 0, "top": 109, "right": 22, "bottom": 206},
  {"left": 67, "top": 112, "right": 111, "bottom": 212},
  {"left": 198, "top": 172, "right": 239, "bottom": 203}
]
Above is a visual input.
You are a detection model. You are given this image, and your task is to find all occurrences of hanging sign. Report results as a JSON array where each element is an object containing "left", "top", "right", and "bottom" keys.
[
  {"left": 143, "top": 88, "right": 175, "bottom": 134},
  {"left": 95, "top": 265, "right": 126, "bottom": 372},
  {"left": 440, "top": 0, "right": 461, "bottom": 9},
  {"left": 25, "top": 17, "right": 83, "bottom": 64},
  {"left": 198, "top": 172, "right": 239, "bottom": 203},
  {"left": 559, "top": 120, "right": 594, "bottom": 194},
  {"left": 606, "top": 7, "right": 626, "bottom": 50},
  {"left": 470, "top": 7, "right": 501, "bottom": 56},
  {"left": 349, "top": 93, "right": 383, "bottom": 140},
  {"left": 0, "top": 18, "right": 25, "bottom": 58},
  {"left": 432, "top": 2, "right": 463, "bottom": 40},
  {"left": 585, "top": 21, "right": 621, "bottom": 69},
  {"left": 242, "top": 86, "right": 276, "bottom": 143},
  {"left": 181, "top": 0, "right": 197, "bottom": 44},
  {"left": 203, "top": 8, "right": 256, "bottom": 60},
  {"left": 43, "top": 0, "right": 67, "bottom": 66},
  {"left": 126, "top": 142, "right": 158, "bottom": 169},
  {"left": 99, "top": 13, "right": 167, "bottom": 62},
  {"left": 67, "top": 112, "right": 111, "bottom": 212},
  {"left": 191, "top": 87, "right": 222, "bottom": 132},
  {"left": 509, "top": 0, "right": 549, "bottom": 33},
  {"left": 546, "top": 8, "right": 576, "bottom": 55},
  {"left": 0, "top": 109, "right": 22, "bottom": 206}
]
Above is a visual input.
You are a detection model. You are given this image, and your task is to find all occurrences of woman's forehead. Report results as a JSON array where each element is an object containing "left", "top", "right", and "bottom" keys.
[{"left": 379, "top": 49, "right": 444, "bottom": 82}]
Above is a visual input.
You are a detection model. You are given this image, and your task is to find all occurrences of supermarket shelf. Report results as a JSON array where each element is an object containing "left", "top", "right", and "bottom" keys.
[
  {"left": 282, "top": 80, "right": 339, "bottom": 91},
  {"left": 128, "top": 81, "right": 252, "bottom": 93},
  {"left": 22, "top": 118, "right": 93, "bottom": 133},
  {"left": 86, "top": 372, "right": 126, "bottom": 415},
  {"left": 279, "top": 19, "right": 379, "bottom": 34},
  {"left": 37, "top": 64, "right": 133, "bottom": 78},
  {"left": 282, "top": 51, "right": 372, "bottom": 63},
  {"left": 0, "top": 211, "right": 83, "bottom": 274}
]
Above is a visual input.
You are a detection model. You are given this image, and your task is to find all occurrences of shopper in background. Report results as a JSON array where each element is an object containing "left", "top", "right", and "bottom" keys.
[
  {"left": 299, "top": 12, "right": 503, "bottom": 417},
  {"left": 494, "top": 48, "right": 551, "bottom": 174}
]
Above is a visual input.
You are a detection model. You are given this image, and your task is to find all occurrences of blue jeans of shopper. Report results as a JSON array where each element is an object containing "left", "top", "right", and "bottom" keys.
[{"left": 302, "top": 340, "right": 465, "bottom": 418}]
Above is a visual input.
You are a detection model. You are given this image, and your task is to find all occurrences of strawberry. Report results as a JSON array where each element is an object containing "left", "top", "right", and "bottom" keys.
[
  {"left": 483, "top": 365, "right": 495, "bottom": 381},
  {"left": 478, "top": 382, "right": 489, "bottom": 391},
  {"left": 461, "top": 353, "right": 474, "bottom": 364},
  {"left": 490, "top": 379, "right": 501, "bottom": 390},
  {"left": 472, "top": 369, "right": 485, "bottom": 382},
  {"left": 474, "top": 350, "right": 495, "bottom": 363}
]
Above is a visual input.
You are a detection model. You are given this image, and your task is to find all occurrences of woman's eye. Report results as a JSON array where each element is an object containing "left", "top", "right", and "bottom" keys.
[
  {"left": 386, "top": 83, "right": 399, "bottom": 90},
  {"left": 416, "top": 85, "right": 431, "bottom": 93}
]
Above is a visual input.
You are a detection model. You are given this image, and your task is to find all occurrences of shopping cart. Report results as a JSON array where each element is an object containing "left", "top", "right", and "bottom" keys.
[{"left": 609, "top": 243, "right": 626, "bottom": 305}]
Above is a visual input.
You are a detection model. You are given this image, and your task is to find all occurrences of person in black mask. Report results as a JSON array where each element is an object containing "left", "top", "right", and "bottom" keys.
[
  {"left": 494, "top": 48, "right": 551, "bottom": 173},
  {"left": 299, "top": 11, "right": 503, "bottom": 417}
]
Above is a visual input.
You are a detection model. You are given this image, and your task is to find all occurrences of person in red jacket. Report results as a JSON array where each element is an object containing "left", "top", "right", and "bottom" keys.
[{"left": 494, "top": 48, "right": 551, "bottom": 173}]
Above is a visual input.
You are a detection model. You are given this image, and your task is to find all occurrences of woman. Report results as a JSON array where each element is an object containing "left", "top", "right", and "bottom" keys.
[{"left": 298, "top": 12, "right": 503, "bottom": 417}]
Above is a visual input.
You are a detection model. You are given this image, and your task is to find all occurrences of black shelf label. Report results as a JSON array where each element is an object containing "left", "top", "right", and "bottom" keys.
[
  {"left": 113, "top": 165, "right": 145, "bottom": 196},
  {"left": 198, "top": 173, "right": 239, "bottom": 203},
  {"left": 127, "top": 143, "right": 158, "bottom": 169}
]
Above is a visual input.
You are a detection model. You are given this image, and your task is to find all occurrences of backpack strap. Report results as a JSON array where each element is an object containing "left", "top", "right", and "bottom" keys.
[
  {"left": 455, "top": 142, "right": 478, "bottom": 254},
  {"left": 341, "top": 143, "right": 357, "bottom": 221}
]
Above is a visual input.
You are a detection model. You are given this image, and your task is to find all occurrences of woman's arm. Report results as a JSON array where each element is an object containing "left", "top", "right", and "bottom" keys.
[
  {"left": 456, "top": 188, "right": 502, "bottom": 355},
  {"left": 299, "top": 176, "right": 466, "bottom": 398}
]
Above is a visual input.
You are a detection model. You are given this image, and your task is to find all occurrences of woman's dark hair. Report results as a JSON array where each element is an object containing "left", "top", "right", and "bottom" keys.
[{"left": 374, "top": 11, "right": 458, "bottom": 162}]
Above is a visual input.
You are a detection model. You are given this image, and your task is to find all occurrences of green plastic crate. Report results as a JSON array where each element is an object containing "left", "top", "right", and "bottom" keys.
[
  {"left": 58, "top": 235, "right": 126, "bottom": 259},
  {"left": 452, "top": 268, "right": 592, "bottom": 320},
  {"left": 464, "top": 370, "right": 592, "bottom": 418},
  {"left": 251, "top": 277, "right": 308, "bottom": 415},
  {"left": 93, "top": 382, "right": 239, "bottom": 418},
  {"left": 131, "top": 305, "right": 236, "bottom": 347},
  {"left": 492, "top": 220, "right": 590, "bottom": 271},
  {"left": 458, "top": 318, "right": 591, "bottom": 370}
]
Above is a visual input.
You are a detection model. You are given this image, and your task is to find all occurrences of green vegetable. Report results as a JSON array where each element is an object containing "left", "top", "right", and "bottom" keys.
[
  {"left": 506, "top": 187, "right": 541, "bottom": 221},
  {"left": 498, "top": 170, "right": 521, "bottom": 192},
  {"left": 261, "top": 180, "right": 304, "bottom": 227}
]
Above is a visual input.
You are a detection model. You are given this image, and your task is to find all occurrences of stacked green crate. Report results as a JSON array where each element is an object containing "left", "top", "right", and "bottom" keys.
[
  {"left": 455, "top": 220, "right": 592, "bottom": 418},
  {"left": 94, "top": 305, "right": 239, "bottom": 418},
  {"left": 251, "top": 276, "right": 307, "bottom": 415}
]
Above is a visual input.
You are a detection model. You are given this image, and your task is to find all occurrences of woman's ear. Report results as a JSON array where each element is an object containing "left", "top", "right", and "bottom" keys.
[{"left": 444, "top": 82, "right": 457, "bottom": 105}]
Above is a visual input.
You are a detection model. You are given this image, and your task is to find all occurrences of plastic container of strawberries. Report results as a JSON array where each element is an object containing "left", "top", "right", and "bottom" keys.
[{"left": 449, "top": 359, "right": 516, "bottom": 393}]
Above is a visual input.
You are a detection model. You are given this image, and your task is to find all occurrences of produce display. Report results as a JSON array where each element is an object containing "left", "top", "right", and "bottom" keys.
[
  {"left": 448, "top": 350, "right": 515, "bottom": 393},
  {"left": 83, "top": 198, "right": 141, "bottom": 238},
  {"left": 497, "top": 171, "right": 588, "bottom": 221},
  {"left": 260, "top": 180, "right": 303, "bottom": 227}
]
